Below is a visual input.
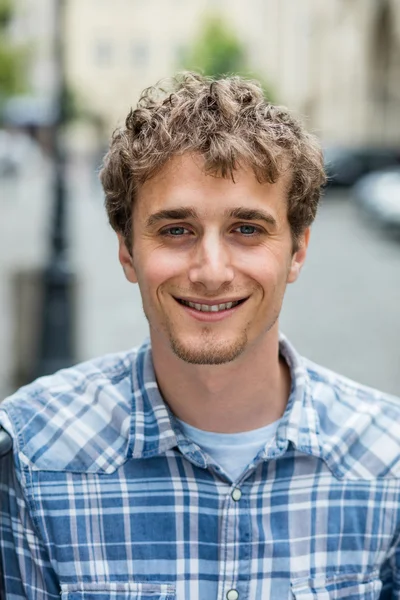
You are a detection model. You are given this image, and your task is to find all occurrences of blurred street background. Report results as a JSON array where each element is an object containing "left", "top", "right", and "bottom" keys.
[{"left": 0, "top": 0, "right": 399, "bottom": 399}]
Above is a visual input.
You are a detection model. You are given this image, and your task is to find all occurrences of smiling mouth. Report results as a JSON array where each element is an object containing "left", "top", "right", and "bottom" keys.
[{"left": 175, "top": 298, "right": 247, "bottom": 313}]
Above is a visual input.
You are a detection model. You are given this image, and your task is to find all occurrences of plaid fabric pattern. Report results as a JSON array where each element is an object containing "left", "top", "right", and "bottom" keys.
[{"left": 1, "top": 334, "right": 400, "bottom": 600}]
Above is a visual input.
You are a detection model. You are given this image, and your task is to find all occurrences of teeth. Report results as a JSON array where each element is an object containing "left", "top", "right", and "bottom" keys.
[{"left": 182, "top": 300, "right": 241, "bottom": 312}]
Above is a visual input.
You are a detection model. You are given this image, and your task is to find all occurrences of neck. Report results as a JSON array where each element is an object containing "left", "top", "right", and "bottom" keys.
[{"left": 151, "top": 324, "right": 291, "bottom": 433}]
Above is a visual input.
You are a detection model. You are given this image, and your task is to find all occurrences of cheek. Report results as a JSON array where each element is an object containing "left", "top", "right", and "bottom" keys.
[
  {"left": 236, "top": 252, "right": 288, "bottom": 289},
  {"left": 136, "top": 247, "right": 188, "bottom": 289}
]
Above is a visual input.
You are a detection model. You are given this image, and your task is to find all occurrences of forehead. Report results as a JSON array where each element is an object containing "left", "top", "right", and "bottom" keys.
[{"left": 135, "top": 153, "right": 290, "bottom": 218}]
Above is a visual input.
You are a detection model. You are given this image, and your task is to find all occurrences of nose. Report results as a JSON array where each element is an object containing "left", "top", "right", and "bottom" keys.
[{"left": 188, "top": 232, "right": 234, "bottom": 291}]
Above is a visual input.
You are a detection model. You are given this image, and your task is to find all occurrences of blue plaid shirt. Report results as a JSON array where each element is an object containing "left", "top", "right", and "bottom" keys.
[{"left": 1, "top": 335, "right": 400, "bottom": 600}]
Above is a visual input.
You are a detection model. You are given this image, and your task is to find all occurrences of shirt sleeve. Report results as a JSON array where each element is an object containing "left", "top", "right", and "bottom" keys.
[{"left": 0, "top": 416, "right": 61, "bottom": 599}]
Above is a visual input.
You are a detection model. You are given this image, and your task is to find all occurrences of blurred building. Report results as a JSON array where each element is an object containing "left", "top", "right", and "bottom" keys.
[
  {"left": 10, "top": 0, "right": 400, "bottom": 144},
  {"left": 68, "top": 0, "right": 399, "bottom": 145}
]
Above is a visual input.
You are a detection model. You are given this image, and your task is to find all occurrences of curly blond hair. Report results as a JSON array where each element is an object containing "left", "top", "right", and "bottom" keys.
[{"left": 100, "top": 72, "right": 326, "bottom": 251}]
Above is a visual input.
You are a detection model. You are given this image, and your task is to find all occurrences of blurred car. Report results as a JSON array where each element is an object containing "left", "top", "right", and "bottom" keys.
[
  {"left": 353, "top": 169, "right": 400, "bottom": 232},
  {"left": 324, "top": 146, "right": 400, "bottom": 187}
]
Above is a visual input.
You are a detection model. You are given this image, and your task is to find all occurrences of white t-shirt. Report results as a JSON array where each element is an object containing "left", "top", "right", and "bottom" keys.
[{"left": 177, "top": 418, "right": 281, "bottom": 481}]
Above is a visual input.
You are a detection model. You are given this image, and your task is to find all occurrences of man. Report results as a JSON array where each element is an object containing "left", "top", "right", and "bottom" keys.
[{"left": 0, "top": 72, "right": 399, "bottom": 600}]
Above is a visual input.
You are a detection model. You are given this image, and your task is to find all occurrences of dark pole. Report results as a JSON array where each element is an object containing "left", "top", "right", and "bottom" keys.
[{"left": 34, "top": 0, "right": 75, "bottom": 377}]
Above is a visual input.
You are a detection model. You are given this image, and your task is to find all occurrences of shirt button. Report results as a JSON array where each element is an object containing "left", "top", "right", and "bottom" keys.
[
  {"left": 226, "top": 590, "right": 239, "bottom": 600},
  {"left": 231, "top": 488, "right": 242, "bottom": 502}
]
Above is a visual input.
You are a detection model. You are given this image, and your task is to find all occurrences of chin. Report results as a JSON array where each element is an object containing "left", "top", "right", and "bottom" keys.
[{"left": 169, "top": 332, "right": 249, "bottom": 365}]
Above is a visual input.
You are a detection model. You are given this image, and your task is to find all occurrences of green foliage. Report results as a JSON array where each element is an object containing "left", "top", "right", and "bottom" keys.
[
  {"left": 185, "top": 15, "right": 246, "bottom": 78},
  {"left": 0, "top": 42, "right": 25, "bottom": 96},
  {"left": 63, "top": 85, "right": 83, "bottom": 123},
  {"left": 0, "top": 0, "right": 12, "bottom": 28},
  {"left": 183, "top": 15, "right": 276, "bottom": 102},
  {"left": 0, "top": 0, "right": 26, "bottom": 100}
]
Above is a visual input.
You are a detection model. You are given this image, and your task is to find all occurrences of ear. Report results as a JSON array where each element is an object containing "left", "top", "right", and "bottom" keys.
[
  {"left": 287, "top": 227, "right": 310, "bottom": 284},
  {"left": 117, "top": 233, "right": 138, "bottom": 284}
]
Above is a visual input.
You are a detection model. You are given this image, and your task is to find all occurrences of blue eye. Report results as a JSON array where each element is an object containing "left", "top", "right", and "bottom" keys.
[
  {"left": 236, "top": 225, "right": 259, "bottom": 235},
  {"left": 163, "top": 226, "right": 189, "bottom": 236}
]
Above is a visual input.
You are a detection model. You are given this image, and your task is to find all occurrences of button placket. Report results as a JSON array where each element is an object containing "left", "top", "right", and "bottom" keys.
[{"left": 217, "top": 481, "right": 250, "bottom": 600}]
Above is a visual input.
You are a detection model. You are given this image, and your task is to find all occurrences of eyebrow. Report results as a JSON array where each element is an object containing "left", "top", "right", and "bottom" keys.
[
  {"left": 226, "top": 208, "right": 277, "bottom": 228},
  {"left": 146, "top": 208, "right": 198, "bottom": 228},
  {"left": 145, "top": 206, "right": 277, "bottom": 228}
]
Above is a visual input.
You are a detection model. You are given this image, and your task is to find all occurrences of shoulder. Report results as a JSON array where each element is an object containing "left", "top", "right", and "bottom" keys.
[
  {"left": 0, "top": 348, "right": 140, "bottom": 473},
  {"left": 304, "top": 358, "right": 400, "bottom": 479},
  {"left": 305, "top": 357, "right": 400, "bottom": 412}
]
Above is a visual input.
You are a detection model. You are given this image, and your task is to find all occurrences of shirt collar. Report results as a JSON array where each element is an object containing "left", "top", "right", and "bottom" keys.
[
  {"left": 127, "top": 334, "right": 325, "bottom": 466},
  {"left": 268, "top": 333, "right": 324, "bottom": 460},
  {"left": 128, "top": 339, "right": 179, "bottom": 459}
]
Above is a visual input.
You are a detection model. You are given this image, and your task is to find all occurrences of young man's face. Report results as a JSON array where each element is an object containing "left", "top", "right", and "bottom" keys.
[{"left": 119, "top": 153, "right": 309, "bottom": 365}]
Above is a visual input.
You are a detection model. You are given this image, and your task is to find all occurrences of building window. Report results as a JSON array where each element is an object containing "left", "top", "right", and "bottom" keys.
[
  {"left": 131, "top": 42, "right": 149, "bottom": 68},
  {"left": 94, "top": 41, "right": 113, "bottom": 66}
]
